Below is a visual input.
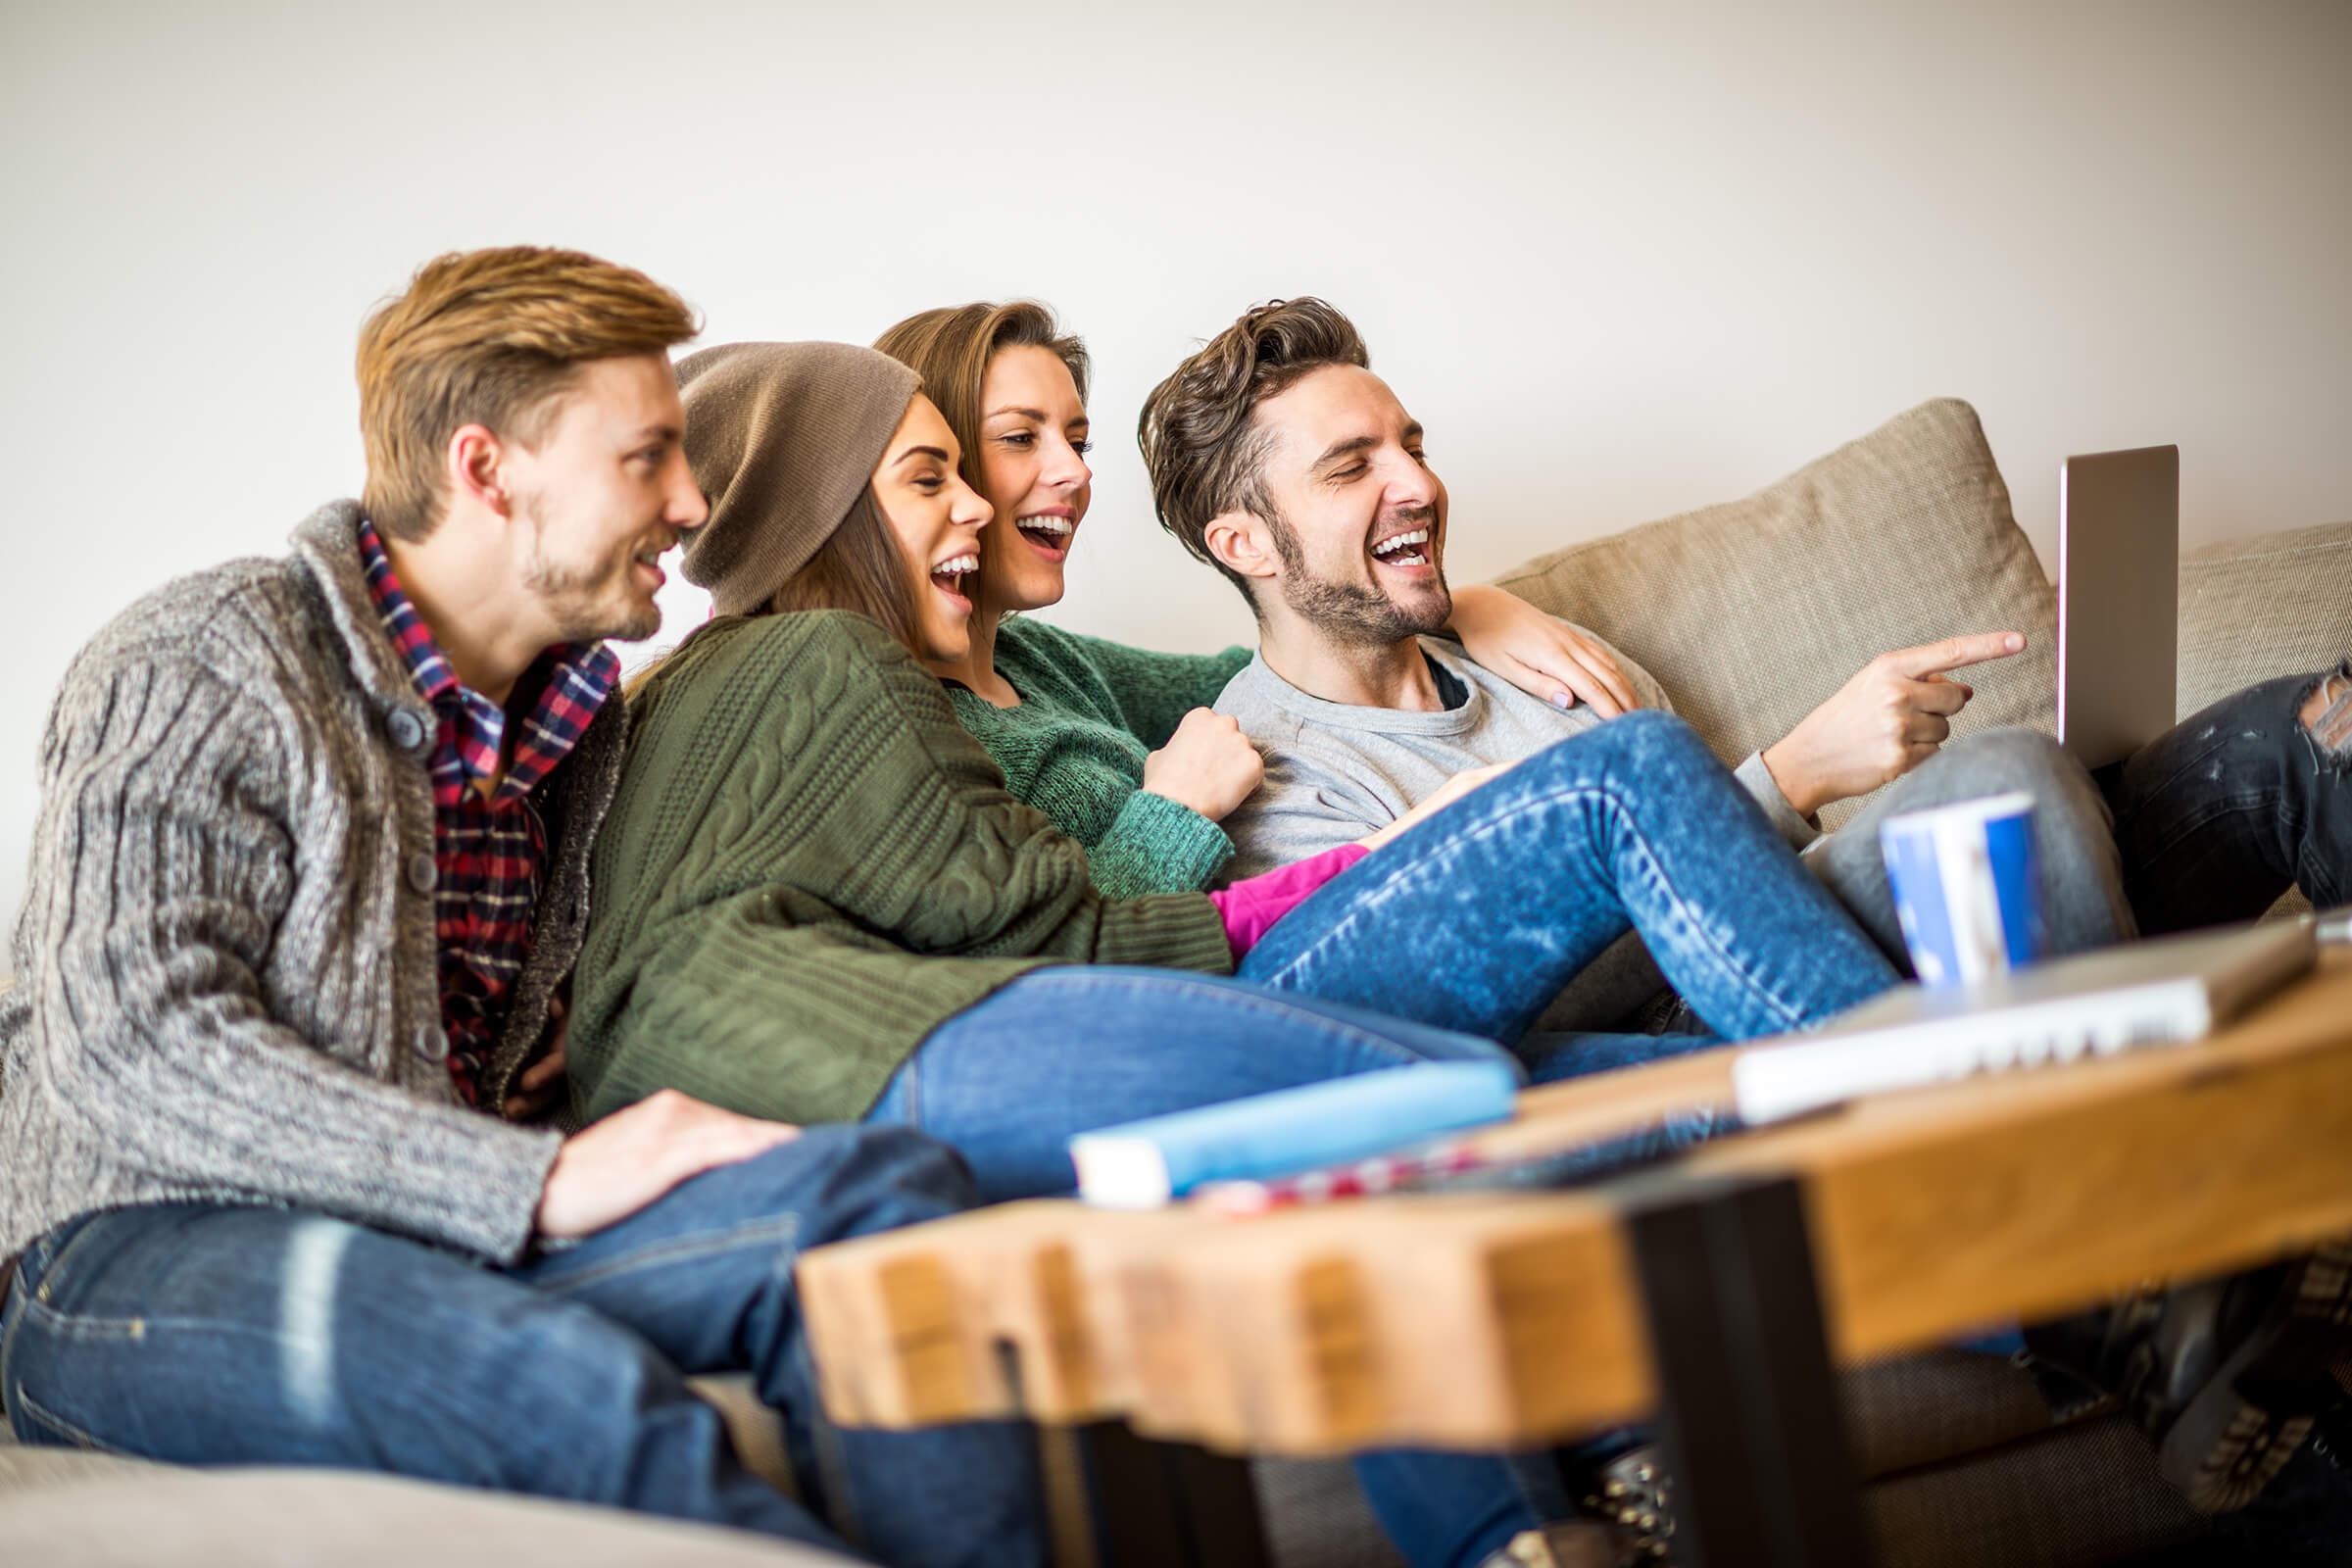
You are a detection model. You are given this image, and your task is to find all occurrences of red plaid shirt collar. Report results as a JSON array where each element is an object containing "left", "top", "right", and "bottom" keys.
[{"left": 357, "top": 520, "right": 618, "bottom": 803}]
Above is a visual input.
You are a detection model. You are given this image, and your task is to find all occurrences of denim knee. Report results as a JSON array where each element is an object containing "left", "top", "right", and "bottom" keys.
[
  {"left": 783, "top": 1123, "right": 986, "bottom": 1249},
  {"left": 1533, "top": 708, "right": 1706, "bottom": 773},
  {"left": 1601, "top": 707, "right": 1701, "bottom": 753}
]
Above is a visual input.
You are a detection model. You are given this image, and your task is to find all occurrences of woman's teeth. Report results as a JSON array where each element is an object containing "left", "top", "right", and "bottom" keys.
[
  {"left": 932, "top": 554, "right": 979, "bottom": 596},
  {"left": 1370, "top": 527, "right": 1432, "bottom": 567},
  {"left": 1015, "top": 514, "right": 1075, "bottom": 549}
]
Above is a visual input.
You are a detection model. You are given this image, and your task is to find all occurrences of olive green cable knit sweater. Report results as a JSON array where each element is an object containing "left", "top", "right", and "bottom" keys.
[
  {"left": 568, "top": 610, "right": 1235, "bottom": 1127},
  {"left": 945, "top": 616, "right": 1251, "bottom": 898}
]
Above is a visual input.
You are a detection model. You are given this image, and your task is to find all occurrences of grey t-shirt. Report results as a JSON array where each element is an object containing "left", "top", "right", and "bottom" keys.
[
  {"left": 1212, "top": 633, "right": 1819, "bottom": 1028},
  {"left": 1213, "top": 634, "right": 1813, "bottom": 879}
]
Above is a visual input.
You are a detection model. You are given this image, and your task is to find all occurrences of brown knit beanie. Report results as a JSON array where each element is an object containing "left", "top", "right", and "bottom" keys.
[{"left": 675, "top": 341, "right": 921, "bottom": 616}]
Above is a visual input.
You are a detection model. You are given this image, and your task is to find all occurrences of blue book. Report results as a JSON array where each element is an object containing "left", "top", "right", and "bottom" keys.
[{"left": 1067, "top": 1062, "right": 1521, "bottom": 1208}]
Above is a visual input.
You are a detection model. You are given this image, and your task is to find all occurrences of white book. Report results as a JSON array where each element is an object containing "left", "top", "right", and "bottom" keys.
[{"left": 1733, "top": 919, "right": 2317, "bottom": 1125}]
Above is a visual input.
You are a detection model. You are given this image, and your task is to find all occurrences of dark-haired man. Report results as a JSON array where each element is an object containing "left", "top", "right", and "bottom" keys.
[
  {"left": 1139, "top": 295, "right": 2352, "bottom": 1521},
  {"left": 1142, "top": 299, "right": 2132, "bottom": 1007},
  {"left": 0, "top": 247, "right": 1043, "bottom": 1568}
]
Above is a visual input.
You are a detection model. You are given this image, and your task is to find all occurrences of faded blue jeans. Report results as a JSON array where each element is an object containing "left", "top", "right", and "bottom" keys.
[
  {"left": 1237, "top": 710, "right": 1900, "bottom": 1047},
  {"left": 0, "top": 1126, "right": 1045, "bottom": 1568}
]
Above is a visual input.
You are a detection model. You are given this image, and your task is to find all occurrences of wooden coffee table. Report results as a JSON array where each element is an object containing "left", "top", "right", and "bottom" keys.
[{"left": 799, "top": 948, "right": 2352, "bottom": 1565}]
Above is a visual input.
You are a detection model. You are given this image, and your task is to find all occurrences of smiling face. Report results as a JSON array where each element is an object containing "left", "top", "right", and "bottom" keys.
[
  {"left": 971, "top": 344, "right": 1093, "bottom": 612},
  {"left": 871, "top": 393, "right": 995, "bottom": 662},
  {"left": 1246, "top": 364, "right": 1450, "bottom": 646},
  {"left": 505, "top": 354, "right": 708, "bottom": 643}
]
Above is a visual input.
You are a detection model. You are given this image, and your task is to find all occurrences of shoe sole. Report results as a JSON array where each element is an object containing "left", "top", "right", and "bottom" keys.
[{"left": 2160, "top": 1239, "right": 2352, "bottom": 1512}]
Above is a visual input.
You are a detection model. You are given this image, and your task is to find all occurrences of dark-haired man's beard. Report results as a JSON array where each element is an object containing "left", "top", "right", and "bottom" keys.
[
  {"left": 1268, "top": 506, "right": 1451, "bottom": 650},
  {"left": 520, "top": 491, "right": 662, "bottom": 644}
]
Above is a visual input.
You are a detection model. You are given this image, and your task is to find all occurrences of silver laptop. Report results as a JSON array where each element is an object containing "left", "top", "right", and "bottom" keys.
[
  {"left": 1732, "top": 917, "right": 2316, "bottom": 1124},
  {"left": 2058, "top": 444, "right": 2180, "bottom": 768}
]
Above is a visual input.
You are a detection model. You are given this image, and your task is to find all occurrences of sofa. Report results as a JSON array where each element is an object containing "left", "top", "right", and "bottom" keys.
[{"left": 5, "top": 397, "right": 2348, "bottom": 1563}]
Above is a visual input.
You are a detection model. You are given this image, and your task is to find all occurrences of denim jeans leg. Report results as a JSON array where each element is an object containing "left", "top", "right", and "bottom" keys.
[
  {"left": 1239, "top": 711, "right": 1899, "bottom": 1049},
  {"left": 2105, "top": 663, "right": 2352, "bottom": 934},
  {"left": 511, "top": 1124, "right": 1047, "bottom": 1568},
  {"left": 0, "top": 1202, "right": 840, "bottom": 1550},
  {"left": 1514, "top": 1028, "right": 1729, "bottom": 1088},
  {"left": 865, "top": 970, "right": 1553, "bottom": 1565},
  {"left": 1352, "top": 1444, "right": 1576, "bottom": 1568},
  {"left": 1812, "top": 727, "right": 2137, "bottom": 968},
  {"left": 868, "top": 966, "right": 1522, "bottom": 1202}
]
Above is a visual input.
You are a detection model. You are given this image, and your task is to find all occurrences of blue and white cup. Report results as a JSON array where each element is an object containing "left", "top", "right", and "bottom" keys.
[{"left": 1878, "top": 792, "right": 2046, "bottom": 990}]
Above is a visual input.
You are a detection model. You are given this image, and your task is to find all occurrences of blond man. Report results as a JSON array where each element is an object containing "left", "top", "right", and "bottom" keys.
[{"left": 0, "top": 247, "right": 1041, "bottom": 1568}]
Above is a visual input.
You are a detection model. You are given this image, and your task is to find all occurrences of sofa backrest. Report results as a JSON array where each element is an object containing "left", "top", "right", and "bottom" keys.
[
  {"left": 1491, "top": 398, "right": 2352, "bottom": 831},
  {"left": 2178, "top": 518, "right": 2352, "bottom": 719}
]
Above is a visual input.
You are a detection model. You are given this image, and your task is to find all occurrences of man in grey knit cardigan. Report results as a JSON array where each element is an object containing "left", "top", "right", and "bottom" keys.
[{"left": 0, "top": 247, "right": 1041, "bottom": 1568}]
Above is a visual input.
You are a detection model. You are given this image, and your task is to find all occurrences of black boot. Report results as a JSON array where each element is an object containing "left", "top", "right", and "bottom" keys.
[
  {"left": 1475, "top": 1446, "right": 1677, "bottom": 1568},
  {"left": 2029, "top": 1240, "right": 2352, "bottom": 1512}
]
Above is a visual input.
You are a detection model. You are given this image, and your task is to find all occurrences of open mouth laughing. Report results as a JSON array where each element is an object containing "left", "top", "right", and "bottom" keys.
[
  {"left": 631, "top": 536, "right": 671, "bottom": 590},
  {"left": 1012, "top": 512, "right": 1076, "bottom": 561},
  {"left": 930, "top": 550, "right": 979, "bottom": 614},
  {"left": 1368, "top": 524, "right": 1435, "bottom": 570}
]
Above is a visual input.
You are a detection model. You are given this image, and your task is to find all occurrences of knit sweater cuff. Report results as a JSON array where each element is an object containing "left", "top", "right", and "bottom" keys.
[
  {"left": 1100, "top": 790, "right": 1235, "bottom": 894},
  {"left": 1096, "top": 890, "right": 1241, "bottom": 977},
  {"left": 1735, "top": 750, "right": 1822, "bottom": 852}
]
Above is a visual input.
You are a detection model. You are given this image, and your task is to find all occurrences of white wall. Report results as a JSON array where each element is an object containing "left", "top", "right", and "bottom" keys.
[{"left": 3, "top": 0, "right": 2348, "bottom": 934}]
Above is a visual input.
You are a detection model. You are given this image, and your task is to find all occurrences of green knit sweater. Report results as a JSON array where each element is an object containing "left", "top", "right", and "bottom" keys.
[
  {"left": 947, "top": 616, "right": 1252, "bottom": 898},
  {"left": 569, "top": 611, "right": 1235, "bottom": 1127}
]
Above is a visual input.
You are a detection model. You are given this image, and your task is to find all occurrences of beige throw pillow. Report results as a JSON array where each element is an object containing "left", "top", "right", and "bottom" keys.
[{"left": 1490, "top": 398, "right": 2057, "bottom": 829}]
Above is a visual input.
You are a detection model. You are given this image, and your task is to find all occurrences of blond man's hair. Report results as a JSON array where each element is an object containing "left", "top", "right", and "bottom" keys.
[{"left": 357, "top": 246, "right": 699, "bottom": 541}]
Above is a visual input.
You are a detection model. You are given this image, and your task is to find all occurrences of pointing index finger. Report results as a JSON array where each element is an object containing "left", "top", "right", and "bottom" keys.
[{"left": 1886, "top": 631, "right": 2026, "bottom": 678}]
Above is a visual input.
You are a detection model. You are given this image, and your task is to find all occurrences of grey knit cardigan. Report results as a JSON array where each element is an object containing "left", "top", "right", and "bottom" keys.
[{"left": 0, "top": 502, "right": 623, "bottom": 1264}]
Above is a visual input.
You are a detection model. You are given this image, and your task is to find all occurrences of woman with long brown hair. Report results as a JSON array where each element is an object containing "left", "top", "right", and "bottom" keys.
[{"left": 870, "top": 301, "right": 1646, "bottom": 898}]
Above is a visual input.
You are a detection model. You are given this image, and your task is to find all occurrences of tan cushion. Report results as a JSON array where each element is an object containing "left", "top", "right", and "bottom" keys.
[
  {"left": 1490, "top": 399, "right": 2057, "bottom": 830},
  {"left": 2177, "top": 518, "right": 2352, "bottom": 720}
]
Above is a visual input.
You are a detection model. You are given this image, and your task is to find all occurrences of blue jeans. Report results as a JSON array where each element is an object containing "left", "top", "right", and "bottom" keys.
[
  {"left": 1240, "top": 711, "right": 1898, "bottom": 1044},
  {"left": 869, "top": 716, "right": 1893, "bottom": 1567},
  {"left": 873, "top": 974, "right": 1590, "bottom": 1567},
  {"left": 0, "top": 1126, "right": 1045, "bottom": 1568},
  {"left": 878, "top": 716, "right": 1887, "bottom": 1201},
  {"left": 868, "top": 967, "right": 1525, "bottom": 1202}
]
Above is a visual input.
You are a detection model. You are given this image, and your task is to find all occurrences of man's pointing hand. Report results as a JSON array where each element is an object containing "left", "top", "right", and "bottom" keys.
[{"left": 1760, "top": 632, "right": 2028, "bottom": 818}]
